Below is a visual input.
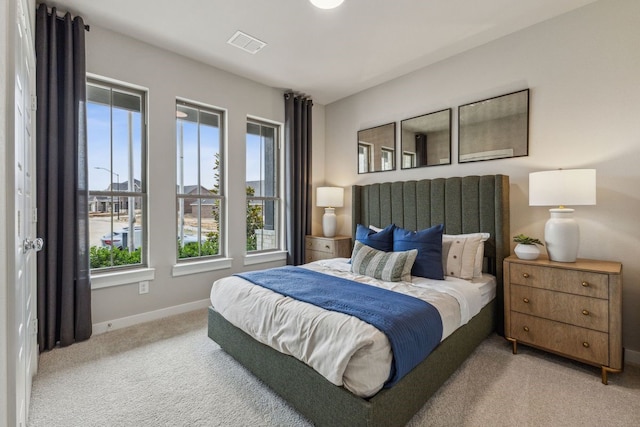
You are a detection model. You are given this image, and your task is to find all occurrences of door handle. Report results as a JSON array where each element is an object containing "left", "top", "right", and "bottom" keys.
[{"left": 23, "top": 237, "right": 44, "bottom": 253}]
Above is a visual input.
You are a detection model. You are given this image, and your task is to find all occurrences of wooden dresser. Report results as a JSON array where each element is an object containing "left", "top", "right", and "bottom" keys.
[
  {"left": 305, "top": 235, "right": 352, "bottom": 263},
  {"left": 503, "top": 255, "right": 623, "bottom": 384}
]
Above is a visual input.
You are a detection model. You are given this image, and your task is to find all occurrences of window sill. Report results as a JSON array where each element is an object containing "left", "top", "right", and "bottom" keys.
[
  {"left": 244, "top": 250, "right": 288, "bottom": 266},
  {"left": 172, "top": 257, "right": 233, "bottom": 277},
  {"left": 91, "top": 268, "right": 156, "bottom": 290}
]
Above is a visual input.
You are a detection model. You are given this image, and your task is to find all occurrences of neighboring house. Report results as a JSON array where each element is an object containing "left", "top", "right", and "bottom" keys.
[
  {"left": 89, "top": 179, "right": 142, "bottom": 213},
  {"left": 179, "top": 184, "right": 215, "bottom": 214}
]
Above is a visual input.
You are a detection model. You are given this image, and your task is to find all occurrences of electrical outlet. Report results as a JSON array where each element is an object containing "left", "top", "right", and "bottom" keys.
[{"left": 139, "top": 281, "right": 149, "bottom": 294}]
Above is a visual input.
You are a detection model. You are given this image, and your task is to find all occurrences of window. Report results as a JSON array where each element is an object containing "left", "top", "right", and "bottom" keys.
[
  {"left": 87, "top": 79, "right": 147, "bottom": 271},
  {"left": 402, "top": 151, "right": 416, "bottom": 168},
  {"left": 358, "top": 143, "right": 372, "bottom": 173},
  {"left": 381, "top": 147, "right": 394, "bottom": 171},
  {"left": 176, "top": 101, "right": 224, "bottom": 260},
  {"left": 246, "top": 119, "right": 280, "bottom": 252}
]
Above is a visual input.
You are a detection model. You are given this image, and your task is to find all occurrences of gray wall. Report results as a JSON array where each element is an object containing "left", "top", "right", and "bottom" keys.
[{"left": 322, "top": 0, "right": 640, "bottom": 358}]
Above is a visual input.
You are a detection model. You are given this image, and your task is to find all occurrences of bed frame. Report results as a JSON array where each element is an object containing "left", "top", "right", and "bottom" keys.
[{"left": 208, "top": 175, "right": 510, "bottom": 426}]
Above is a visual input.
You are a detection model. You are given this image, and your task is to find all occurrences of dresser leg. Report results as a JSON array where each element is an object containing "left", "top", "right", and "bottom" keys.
[
  {"left": 601, "top": 366, "right": 623, "bottom": 385},
  {"left": 506, "top": 337, "right": 518, "bottom": 354}
]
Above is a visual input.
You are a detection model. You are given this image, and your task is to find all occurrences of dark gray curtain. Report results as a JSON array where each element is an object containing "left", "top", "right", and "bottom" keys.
[
  {"left": 35, "top": 4, "right": 91, "bottom": 351},
  {"left": 284, "top": 93, "right": 313, "bottom": 265}
]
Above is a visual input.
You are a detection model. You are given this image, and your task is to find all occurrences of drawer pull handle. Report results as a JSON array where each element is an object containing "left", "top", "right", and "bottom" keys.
[
  {"left": 325, "top": 245, "right": 330, "bottom": 249},
  {"left": 583, "top": 342, "right": 590, "bottom": 348},
  {"left": 582, "top": 281, "right": 589, "bottom": 287},
  {"left": 523, "top": 326, "right": 529, "bottom": 332},
  {"left": 522, "top": 273, "right": 530, "bottom": 279},
  {"left": 582, "top": 309, "right": 590, "bottom": 316},
  {"left": 523, "top": 298, "right": 530, "bottom": 303}
]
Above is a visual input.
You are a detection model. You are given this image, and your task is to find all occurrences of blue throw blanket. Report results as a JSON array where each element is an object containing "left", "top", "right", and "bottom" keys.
[{"left": 235, "top": 266, "right": 443, "bottom": 387}]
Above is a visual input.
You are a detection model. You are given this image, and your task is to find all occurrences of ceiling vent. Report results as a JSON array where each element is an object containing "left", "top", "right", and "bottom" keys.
[{"left": 227, "top": 31, "right": 267, "bottom": 54}]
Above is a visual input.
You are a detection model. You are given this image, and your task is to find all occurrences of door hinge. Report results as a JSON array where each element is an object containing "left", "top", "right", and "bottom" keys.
[
  {"left": 31, "top": 95, "right": 37, "bottom": 111},
  {"left": 30, "top": 318, "right": 38, "bottom": 335},
  {"left": 33, "top": 207, "right": 37, "bottom": 223}
]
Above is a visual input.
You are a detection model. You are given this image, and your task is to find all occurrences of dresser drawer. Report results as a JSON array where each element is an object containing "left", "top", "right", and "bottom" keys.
[
  {"left": 510, "top": 285, "right": 608, "bottom": 332},
  {"left": 305, "top": 250, "right": 335, "bottom": 263},
  {"left": 509, "top": 263, "right": 608, "bottom": 299},
  {"left": 510, "top": 312, "right": 609, "bottom": 366},
  {"left": 305, "top": 237, "right": 335, "bottom": 254}
]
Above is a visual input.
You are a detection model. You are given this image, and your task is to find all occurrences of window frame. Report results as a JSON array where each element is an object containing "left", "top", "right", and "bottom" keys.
[
  {"left": 246, "top": 116, "right": 283, "bottom": 255},
  {"left": 175, "top": 99, "right": 226, "bottom": 263},
  {"left": 87, "top": 76, "right": 148, "bottom": 274}
]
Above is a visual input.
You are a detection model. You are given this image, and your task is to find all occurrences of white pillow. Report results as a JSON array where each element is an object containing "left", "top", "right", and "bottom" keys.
[
  {"left": 368, "top": 225, "right": 383, "bottom": 232},
  {"left": 442, "top": 233, "right": 490, "bottom": 279}
]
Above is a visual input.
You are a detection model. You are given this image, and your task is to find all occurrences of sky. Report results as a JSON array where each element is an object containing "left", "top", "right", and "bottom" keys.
[{"left": 87, "top": 102, "right": 265, "bottom": 193}]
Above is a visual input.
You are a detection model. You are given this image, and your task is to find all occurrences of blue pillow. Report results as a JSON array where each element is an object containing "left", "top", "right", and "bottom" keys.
[
  {"left": 393, "top": 224, "right": 444, "bottom": 280},
  {"left": 355, "top": 223, "right": 395, "bottom": 252}
]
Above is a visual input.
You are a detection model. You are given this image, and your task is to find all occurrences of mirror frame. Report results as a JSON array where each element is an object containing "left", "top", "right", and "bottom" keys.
[
  {"left": 400, "top": 108, "right": 452, "bottom": 169},
  {"left": 357, "top": 122, "right": 396, "bottom": 174},
  {"left": 458, "top": 89, "right": 529, "bottom": 163}
]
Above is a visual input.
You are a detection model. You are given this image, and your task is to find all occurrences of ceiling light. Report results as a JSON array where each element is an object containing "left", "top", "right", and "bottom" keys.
[{"left": 310, "top": 0, "right": 344, "bottom": 10}]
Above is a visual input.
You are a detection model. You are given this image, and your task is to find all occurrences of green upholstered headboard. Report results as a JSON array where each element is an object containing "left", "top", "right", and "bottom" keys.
[{"left": 352, "top": 175, "right": 510, "bottom": 334}]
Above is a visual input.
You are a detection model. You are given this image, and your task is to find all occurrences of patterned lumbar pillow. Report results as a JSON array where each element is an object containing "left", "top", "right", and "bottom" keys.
[{"left": 350, "top": 240, "right": 417, "bottom": 282}]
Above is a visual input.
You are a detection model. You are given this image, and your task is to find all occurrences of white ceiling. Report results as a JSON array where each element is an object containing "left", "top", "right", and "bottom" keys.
[{"left": 48, "top": 0, "right": 597, "bottom": 105}]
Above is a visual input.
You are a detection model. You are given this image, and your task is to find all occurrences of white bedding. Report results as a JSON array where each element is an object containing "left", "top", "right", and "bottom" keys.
[{"left": 209, "top": 258, "right": 495, "bottom": 398}]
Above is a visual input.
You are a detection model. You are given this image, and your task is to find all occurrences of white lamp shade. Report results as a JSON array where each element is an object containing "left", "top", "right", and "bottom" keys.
[
  {"left": 529, "top": 169, "right": 596, "bottom": 207},
  {"left": 317, "top": 187, "right": 344, "bottom": 208},
  {"left": 309, "top": 0, "right": 344, "bottom": 9}
]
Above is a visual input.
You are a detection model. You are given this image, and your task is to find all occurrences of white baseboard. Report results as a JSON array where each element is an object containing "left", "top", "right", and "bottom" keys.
[
  {"left": 92, "top": 298, "right": 210, "bottom": 335},
  {"left": 626, "top": 348, "right": 640, "bottom": 367}
]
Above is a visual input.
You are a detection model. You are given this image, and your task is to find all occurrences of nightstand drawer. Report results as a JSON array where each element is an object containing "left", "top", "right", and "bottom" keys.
[
  {"left": 510, "top": 285, "right": 608, "bottom": 332},
  {"left": 510, "top": 312, "right": 609, "bottom": 366},
  {"left": 305, "top": 250, "right": 335, "bottom": 263},
  {"left": 509, "top": 263, "right": 608, "bottom": 299},
  {"left": 305, "top": 236, "right": 352, "bottom": 263},
  {"left": 306, "top": 237, "right": 336, "bottom": 254}
]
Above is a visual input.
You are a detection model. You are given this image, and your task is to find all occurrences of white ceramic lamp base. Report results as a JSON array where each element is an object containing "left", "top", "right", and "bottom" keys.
[
  {"left": 545, "top": 208, "right": 579, "bottom": 262},
  {"left": 322, "top": 207, "right": 337, "bottom": 237}
]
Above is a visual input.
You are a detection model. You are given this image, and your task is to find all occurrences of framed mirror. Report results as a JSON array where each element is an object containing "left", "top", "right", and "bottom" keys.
[
  {"left": 357, "top": 122, "right": 396, "bottom": 174},
  {"left": 458, "top": 89, "right": 529, "bottom": 163},
  {"left": 400, "top": 108, "right": 451, "bottom": 169}
]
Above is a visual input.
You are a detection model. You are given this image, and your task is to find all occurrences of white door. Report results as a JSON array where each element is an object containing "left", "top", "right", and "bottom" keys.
[{"left": 14, "top": 0, "right": 39, "bottom": 425}]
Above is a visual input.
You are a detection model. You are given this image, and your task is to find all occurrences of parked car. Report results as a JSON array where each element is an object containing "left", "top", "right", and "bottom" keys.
[{"left": 101, "top": 226, "right": 142, "bottom": 250}]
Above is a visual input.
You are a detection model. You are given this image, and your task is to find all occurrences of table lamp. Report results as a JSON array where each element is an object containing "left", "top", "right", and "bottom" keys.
[
  {"left": 529, "top": 169, "right": 596, "bottom": 262},
  {"left": 317, "top": 187, "right": 344, "bottom": 237}
]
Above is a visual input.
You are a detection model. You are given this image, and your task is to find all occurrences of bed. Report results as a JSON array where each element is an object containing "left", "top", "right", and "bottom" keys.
[{"left": 208, "top": 175, "right": 510, "bottom": 426}]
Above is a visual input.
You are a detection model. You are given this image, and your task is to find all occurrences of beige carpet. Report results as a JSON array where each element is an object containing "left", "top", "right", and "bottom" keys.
[{"left": 28, "top": 309, "right": 640, "bottom": 426}]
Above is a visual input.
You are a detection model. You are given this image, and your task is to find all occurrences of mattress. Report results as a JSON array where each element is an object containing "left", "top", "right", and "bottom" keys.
[{"left": 210, "top": 258, "right": 496, "bottom": 398}]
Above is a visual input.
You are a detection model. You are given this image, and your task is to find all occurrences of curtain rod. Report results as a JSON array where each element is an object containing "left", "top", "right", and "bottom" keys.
[{"left": 53, "top": 13, "right": 90, "bottom": 31}]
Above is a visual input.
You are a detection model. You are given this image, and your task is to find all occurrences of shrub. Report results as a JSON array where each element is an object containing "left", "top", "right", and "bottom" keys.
[{"left": 90, "top": 246, "right": 141, "bottom": 268}]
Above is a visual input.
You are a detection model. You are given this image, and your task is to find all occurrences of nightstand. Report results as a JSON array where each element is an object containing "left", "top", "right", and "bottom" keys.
[
  {"left": 305, "top": 235, "right": 352, "bottom": 263},
  {"left": 504, "top": 255, "right": 622, "bottom": 384}
]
